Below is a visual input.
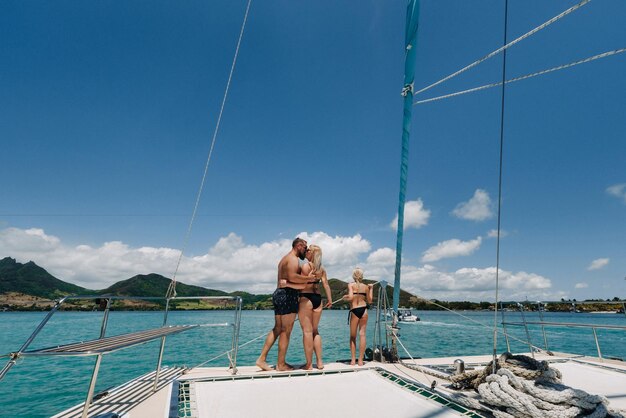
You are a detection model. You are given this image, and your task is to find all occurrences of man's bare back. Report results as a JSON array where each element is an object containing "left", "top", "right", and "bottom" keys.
[{"left": 277, "top": 252, "right": 301, "bottom": 288}]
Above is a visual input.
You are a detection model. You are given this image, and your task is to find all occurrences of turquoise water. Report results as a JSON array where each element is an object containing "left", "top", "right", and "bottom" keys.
[{"left": 1, "top": 309, "right": 624, "bottom": 417}]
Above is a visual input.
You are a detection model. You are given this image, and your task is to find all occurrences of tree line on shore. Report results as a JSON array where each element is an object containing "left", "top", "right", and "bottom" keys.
[{"left": 1, "top": 257, "right": 623, "bottom": 312}]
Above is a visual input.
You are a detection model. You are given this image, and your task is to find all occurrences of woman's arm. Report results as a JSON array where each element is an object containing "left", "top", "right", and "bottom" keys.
[
  {"left": 343, "top": 283, "right": 354, "bottom": 302},
  {"left": 321, "top": 270, "right": 333, "bottom": 308},
  {"left": 367, "top": 283, "right": 374, "bottom": 304}
]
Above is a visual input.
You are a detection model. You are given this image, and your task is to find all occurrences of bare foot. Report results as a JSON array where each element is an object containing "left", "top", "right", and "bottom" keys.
[
  {"left": 358, "top": 360, "right": 364, "bottom": 366},
  {"left": 276, "top": 363, "right": 294, "bottom": 371},
  {"left": 301, "top": 363, "right": 313, "bottom": 371},
  {"left": 350, "top": 361, "right": 356, "bottom": 366},
  {"left": 256, "top": 359, "right": 274, "bottom": 371},
  {"left": 316, "top": 362, "right": 324, "bottom": 370}
]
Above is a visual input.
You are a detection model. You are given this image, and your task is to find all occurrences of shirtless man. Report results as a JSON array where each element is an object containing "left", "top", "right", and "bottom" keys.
[{"left": 256, "top": 237, "right": 318, "bottom": 371}]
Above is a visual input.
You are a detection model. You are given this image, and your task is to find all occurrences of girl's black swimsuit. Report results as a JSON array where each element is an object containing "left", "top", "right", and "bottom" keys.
[
  {"left": 300, "top": 292, "right": 322, "bottom": 309},
  {"left": 348, "top": 290, "right": 369, "bottom": 322},
  {"left": 350, "top": 306, "right": 367, "bottom": 319}
]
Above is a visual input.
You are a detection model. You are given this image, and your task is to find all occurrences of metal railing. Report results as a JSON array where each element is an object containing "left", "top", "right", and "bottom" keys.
[
  {"left": 501, "top": 302, "right": 626, "bottom": 361},
  {"left": 0, "top": 294, "right": 242, "bottom": 418}
]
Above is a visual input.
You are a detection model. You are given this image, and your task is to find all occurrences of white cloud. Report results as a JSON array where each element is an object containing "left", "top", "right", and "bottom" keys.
[
  {"left": 362, "top": 247, "right": 396, "bottom": 281},
  {"left": 396, "top": 265, "right": 552, "bottom": 301},
  {"left": 366, "top": 247, "right": 396, "bottom": 265},
  {"left": 390, "top": 199, "right": 430, "bottom": 231},
  {"left": 587, "top": 258, "right": 609, "bottom": 271},
  {"left": 575, "top": 283, "right": 588, "bottom": 289},
  {"left": 1, "top": 226, "right": 556, "bottom": 300},
  {"left": 421, "top": 237, "right": 482, "bottom": 262},
  {"left": 606, "top": 183, "right": 626, "bottom": 204},
  {"left": 487, "top": 229, "right": 508, "bottom": 238},
  {"left": 451, "top": 189, "right": 493, "bottom": 221},
  {"left": 0, "top": 227, "right": 372, "bottom": 293}
]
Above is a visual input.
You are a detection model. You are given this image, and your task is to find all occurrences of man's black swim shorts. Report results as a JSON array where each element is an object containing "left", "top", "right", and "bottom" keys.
[{"left": 272, "top": 287, "right": 299, "bottom": 315}]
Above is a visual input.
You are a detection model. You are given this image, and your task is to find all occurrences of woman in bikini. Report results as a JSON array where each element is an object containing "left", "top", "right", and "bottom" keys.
[
  {"left": 298, "top": 244, "right": 333, "bottom": 370},
  {"left": 344, "top": 267, "right": 373, "bottom": 366}
]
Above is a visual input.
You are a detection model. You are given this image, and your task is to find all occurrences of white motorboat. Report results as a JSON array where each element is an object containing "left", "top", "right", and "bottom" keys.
[{"left": 398, "top": 309, "right": 420, "bottom": 322}]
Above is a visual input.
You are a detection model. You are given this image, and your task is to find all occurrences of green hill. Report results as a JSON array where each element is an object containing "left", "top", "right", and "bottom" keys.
[
  {"left": 99, "top": 273, "right": 228, "bottom": 297},
  {"left": 0, "top": 257, "right": 92, "bottom": 299},
  {"left": 0, "top": 258, "right": 271, "bottom": 310},
  {"left": 0, "top": 257, "right": 421, "bottom": 311}
]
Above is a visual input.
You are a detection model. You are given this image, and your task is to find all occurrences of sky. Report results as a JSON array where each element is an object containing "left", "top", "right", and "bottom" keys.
[{"left": 1, "top": 0, "right": 625, "bottom": 302}]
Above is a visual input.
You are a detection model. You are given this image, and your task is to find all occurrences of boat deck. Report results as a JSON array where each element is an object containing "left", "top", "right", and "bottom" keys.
[{"left": 55, "top": 353, "right": 626, "bottom": 417}]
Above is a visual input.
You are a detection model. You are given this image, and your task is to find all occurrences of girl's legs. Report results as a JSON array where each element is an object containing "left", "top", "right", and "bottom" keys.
[
  {"left": 349, "top": 311, "right": 359, "bottom": 365},
  {"left": 312, "top": 306, "right": 323, "bottom": 368},
  {"left": 357, "top": 312, "right": 368, "bottom": 366},
  {"left": 299, "top": 298, "right": 315, "bottom": 370}
]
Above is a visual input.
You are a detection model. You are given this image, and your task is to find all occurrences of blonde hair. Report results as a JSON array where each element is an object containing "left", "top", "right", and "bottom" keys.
[
  {"left": 352, "top": 267, "right": 364, "bottom": 283},
  {"left": 309, "top": 244, "right": 323, "bottom": 273}
]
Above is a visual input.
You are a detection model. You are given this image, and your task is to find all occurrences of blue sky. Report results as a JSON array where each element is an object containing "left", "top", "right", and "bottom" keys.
[{"left": 1, "top": 0, "right": 625, "bottom": 301}]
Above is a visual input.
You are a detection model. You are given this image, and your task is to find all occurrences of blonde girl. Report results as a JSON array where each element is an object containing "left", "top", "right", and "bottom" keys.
[{"left": 344, "top": 267, "right": 373, "bottom": 366}]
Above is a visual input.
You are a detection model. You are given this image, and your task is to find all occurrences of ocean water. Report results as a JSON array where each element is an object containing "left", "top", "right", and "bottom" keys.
[{"left": 1, "top": 309, "right": 624, "bottom": 417}]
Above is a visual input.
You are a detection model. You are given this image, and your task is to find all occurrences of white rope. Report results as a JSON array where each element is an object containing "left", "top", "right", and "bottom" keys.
[
  {"left": 414, "top": 48, "right": 626, "bottom": 105},
  {"left": 477, "top": 368, "right": 620, "bottom": 418},
  {"left": 448, "top": 353, "right": 626, "bottom": 417},
  {"left": 393, "top": 329, "right": 448, "bottom": 387},
  {"left": 167, "top": 0, "right": 253, "bottom": 298},
  {"left": 413, "top": 0, "right": 590, "bottom": 97}
]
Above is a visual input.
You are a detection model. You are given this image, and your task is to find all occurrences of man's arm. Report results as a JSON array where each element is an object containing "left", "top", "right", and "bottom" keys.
[{"left": 286, "top": 257, "right": 319, "bottom": 284}]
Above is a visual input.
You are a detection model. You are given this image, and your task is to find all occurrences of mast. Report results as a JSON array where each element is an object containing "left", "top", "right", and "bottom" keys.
[{"left": 392, "top": 0, "right": 421, "bottom": 313}]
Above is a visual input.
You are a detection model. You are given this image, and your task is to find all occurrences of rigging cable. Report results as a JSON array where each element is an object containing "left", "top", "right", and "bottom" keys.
[
  {"left": 166, "top": 0, "right": 253, "bottom": 298},
  {"left": 413, "top": 0, "right": 590, "bottom": 97},
  {"left": 492, "top": 0, "right": 509, "bottom": 374},
  {"left": 407, "top": 294, "right": 545, "bottom": 351},
  {"left": 414, "top": 48, "right": 626, "bottom": 104}
]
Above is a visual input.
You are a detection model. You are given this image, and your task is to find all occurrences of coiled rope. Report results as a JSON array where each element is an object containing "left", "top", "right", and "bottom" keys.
[
  {"left": 450, "top": 352, "right": 558, "bottom": 390},
  {"left": 449, "top": 352, "right": 625, "bottom": 418}
]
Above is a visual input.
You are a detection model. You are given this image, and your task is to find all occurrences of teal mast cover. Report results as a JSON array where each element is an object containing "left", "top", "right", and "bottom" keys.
[{"left": 393, "top": 0, "right": 420, "bottom": 313}]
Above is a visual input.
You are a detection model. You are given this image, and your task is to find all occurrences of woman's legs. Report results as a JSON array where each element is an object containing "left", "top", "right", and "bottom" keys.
[
  {"left": 299, "top": 298, "right": 314, "bottom": 370},
  {"left": 312, "top": 306, "right": 323, "bottom": 368},
  {"left": 349, "top": 311, "right": 359, "bottom": 365},
  {"left": 357, "top": 311, "right": 368, "bottom": 366}
]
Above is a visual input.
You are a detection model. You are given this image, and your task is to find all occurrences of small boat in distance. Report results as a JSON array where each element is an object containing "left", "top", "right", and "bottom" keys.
[{"left": 398, "top": 309, "right": 420, "bottom": 322}]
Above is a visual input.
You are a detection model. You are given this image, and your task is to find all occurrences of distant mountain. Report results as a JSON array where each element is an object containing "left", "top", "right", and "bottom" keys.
[
  {"left": 0, "top": 257, "right": 93, "bottom": 299},
  {"left": 0, "top": 257, "right": 419, "bottom": 310},
  {"left": 99, "top": 273, "right": 228, "bottom": 297},
  {"left": 0, "top": 257, "right": 272, "bottom": 309}
]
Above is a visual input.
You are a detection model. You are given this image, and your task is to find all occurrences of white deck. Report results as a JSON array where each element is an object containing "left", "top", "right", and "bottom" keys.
[
  {"left": 191, "top": 368, "right": 465, "bottom": 418},
  {"left": 58, "top": 353, "right": 626, "bottom": 417}
]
